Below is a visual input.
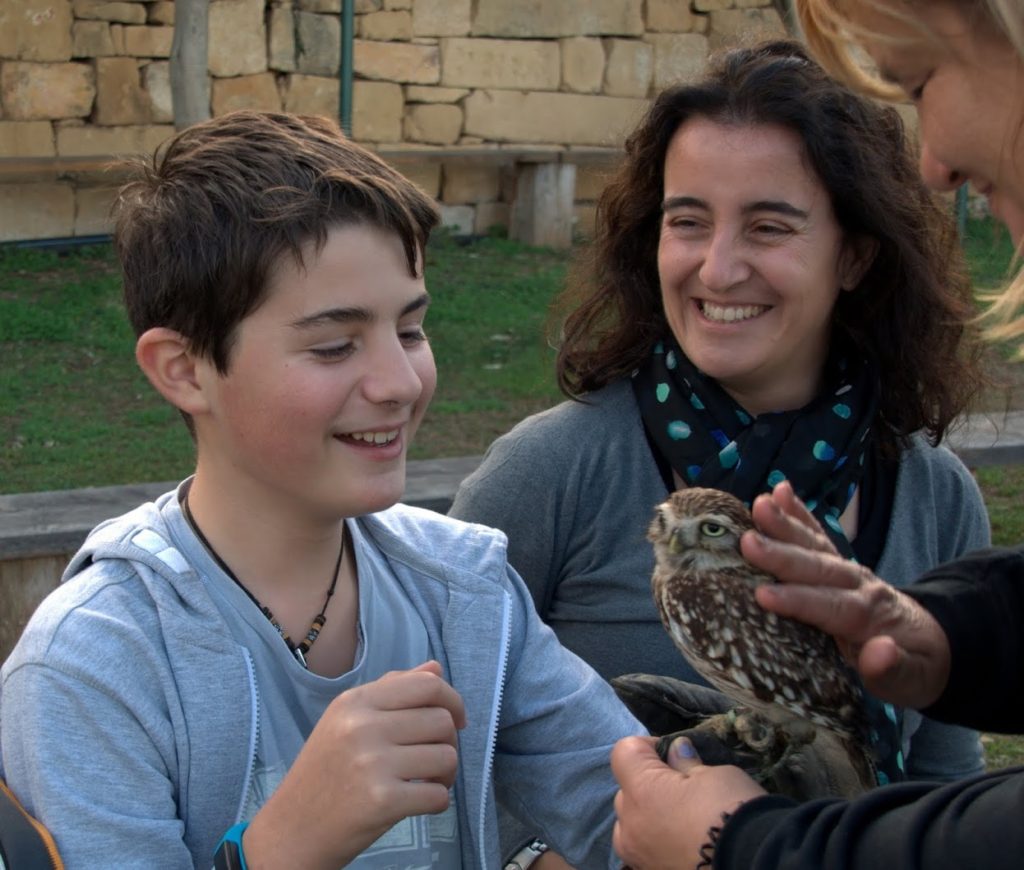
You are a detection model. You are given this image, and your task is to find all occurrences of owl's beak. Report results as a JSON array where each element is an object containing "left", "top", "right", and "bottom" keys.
[{"left": 668, "top": 528, "right": 684, "bottom": 554}]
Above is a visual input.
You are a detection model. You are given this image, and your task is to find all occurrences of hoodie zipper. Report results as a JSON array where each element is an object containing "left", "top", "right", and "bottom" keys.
[
  {"left": 235, "top": 648, "right": 261, "bottom": 823},
  {"left": 477, "top": 589, "right": 512, "bottom": 869}
]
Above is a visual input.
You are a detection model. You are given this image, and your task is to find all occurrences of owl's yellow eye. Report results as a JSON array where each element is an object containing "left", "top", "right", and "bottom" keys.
[{"left": 700, "top": 521, "right": 727, "bottom": 537}]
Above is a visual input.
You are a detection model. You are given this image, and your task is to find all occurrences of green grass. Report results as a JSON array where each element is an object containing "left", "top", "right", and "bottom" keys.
[
  {"left": 962, "top": 215, "right": 1018, "bottom": 291},
  {"left": 0, "top": 234, "right": 569, "bottom": 494}
]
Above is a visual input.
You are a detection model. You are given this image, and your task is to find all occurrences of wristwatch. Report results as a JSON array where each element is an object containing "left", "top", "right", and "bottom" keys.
[
  {"left": 213, "top": 821, "right": 250, "bottom": 870},
  {"left": 504, "top": 837, "right": 549, "bottom": 870}
]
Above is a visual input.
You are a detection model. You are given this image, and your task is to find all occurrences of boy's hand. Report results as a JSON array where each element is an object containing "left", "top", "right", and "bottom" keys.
[{"left": 245, "top": 660, "right": 466, "bottom": 869}]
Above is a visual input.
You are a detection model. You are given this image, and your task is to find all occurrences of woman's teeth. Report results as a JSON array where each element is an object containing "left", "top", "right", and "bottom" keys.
[{"left": 700, "top": 302, "right": 767, "bottom": 323}]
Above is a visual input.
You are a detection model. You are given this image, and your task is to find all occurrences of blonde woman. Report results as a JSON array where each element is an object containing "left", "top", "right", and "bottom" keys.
[{"left": 611, "top": 1, "right": 1024, "bottom": 868}]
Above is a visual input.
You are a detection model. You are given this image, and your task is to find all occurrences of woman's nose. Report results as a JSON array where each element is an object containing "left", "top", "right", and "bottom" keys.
[
  {"left": 698, "top": 231, "right": 750, "bottom": 291},
  {"left": 918, "top": 142, "right": 964, "bottom": 192}
]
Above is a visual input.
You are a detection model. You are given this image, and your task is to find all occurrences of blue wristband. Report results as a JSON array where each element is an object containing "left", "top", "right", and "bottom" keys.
[{"left": 213, "top": 821, "right": 250, "bottom": 870}]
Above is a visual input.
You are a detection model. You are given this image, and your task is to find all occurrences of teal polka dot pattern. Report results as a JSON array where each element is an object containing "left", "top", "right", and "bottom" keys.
[
  {"left": 833, "top": 403, "right": 852, "bottom": 419},
  {"left": 690, "top": 394, "right": 705, "bottom": 410},
  {"left": 824, "top": 513, "right": 844, "bottom": 534},
  {"left": 667, "top": 420, "right": 691, "bottom": 440},
  {"left": 812, "top": 440, "right": 836, "bottom": 461},
  {"left": 719, "top": 442, "right": 739, "bottom": 469},
  {"left": 736, "top": 409, "right": 751, "bottom": 425},
  {"left": 767, "top": 470, "right": 786, "bottom": 487},
  {"left": 666, "top": 349, "right": 677, "bottom": 370},
  {"left": 656, "top": 383, "right": 670, "bottom": 403}
]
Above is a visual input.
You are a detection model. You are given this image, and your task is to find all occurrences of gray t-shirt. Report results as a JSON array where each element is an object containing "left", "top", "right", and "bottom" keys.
[{"left": 203, "top": 519, "right": 461, "bottom": 867}]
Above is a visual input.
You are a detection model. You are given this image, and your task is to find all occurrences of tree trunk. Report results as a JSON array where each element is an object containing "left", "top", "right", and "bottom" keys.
[{"left": 170, "top": 0, "right": 211, "bottom": 130}]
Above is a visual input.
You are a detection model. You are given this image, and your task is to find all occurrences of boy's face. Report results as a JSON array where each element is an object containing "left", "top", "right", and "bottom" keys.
[{"left": 194, "top": 223, "right": 436, "bottom": 521}]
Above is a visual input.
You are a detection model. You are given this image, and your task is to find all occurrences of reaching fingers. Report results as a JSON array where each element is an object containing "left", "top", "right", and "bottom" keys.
[
  {"left": 741, "top": 529, "right": 864, "bottom": 591},
  {"left": 749, "top": 483, "right": 839, "bottom": 556}
]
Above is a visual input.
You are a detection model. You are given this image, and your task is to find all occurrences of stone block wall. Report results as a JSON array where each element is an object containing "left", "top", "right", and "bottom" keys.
[{"left": 0, "top": 0, "right": 788, "bottom": 243}]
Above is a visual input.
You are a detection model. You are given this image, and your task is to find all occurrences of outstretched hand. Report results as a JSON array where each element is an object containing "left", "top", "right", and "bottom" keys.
[
  {"left": 740, "top": 481, "right": 951, "bottom": 710},
  {"left": 611, "top": 736, "right": 765, "bottom": 870}
]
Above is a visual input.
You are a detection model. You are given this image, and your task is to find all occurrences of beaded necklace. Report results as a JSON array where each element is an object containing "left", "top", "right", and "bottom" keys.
[{"left": 181, "top": 493, "right": 344, "bottom": 669}]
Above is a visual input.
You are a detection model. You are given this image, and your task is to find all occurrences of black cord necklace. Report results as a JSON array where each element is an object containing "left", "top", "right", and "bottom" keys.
[{"left": 181, "top": 493, "right": 344, "bottom": 669}]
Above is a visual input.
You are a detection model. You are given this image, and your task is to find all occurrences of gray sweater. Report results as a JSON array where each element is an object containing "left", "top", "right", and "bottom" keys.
[
  {"left": 450, "top": 379, "right": 990, "bottom": 781},
  {"left": 0, "top": 484, "right": 643, "bottom": 869}
]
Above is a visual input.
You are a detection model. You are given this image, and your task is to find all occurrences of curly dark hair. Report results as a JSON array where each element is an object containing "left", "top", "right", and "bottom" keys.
[{"left": 554, "top": 39, "right": 984, "bottom": 456}]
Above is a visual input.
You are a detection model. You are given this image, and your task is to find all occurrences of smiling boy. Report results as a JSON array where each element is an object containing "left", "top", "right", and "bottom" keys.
[{"left": 0, "top": 111, "right": 642, "bottom": 869}]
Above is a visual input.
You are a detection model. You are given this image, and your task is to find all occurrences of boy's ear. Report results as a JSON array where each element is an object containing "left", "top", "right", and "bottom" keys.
[
  {"left": 135, "top": 328, "right": 211, "bottom": 415},
  {"left": 839, "top": 235, "right": 879, "bottom": 291}
]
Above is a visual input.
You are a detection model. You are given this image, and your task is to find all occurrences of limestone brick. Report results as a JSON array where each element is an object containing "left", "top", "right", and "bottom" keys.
[
  {"left": 55, "top": 121, "right": 172, "bottom": 155},
  {"left": 560, "top": 37, "right": 604, "bottom": 94},
  {"left": 573, "top": 202, "right": 597, "bottom": 238},
  {"left": 354, "top": 40, "right": 439, "bottom": 84},
  {"left": 110, "top": 23, "right": 126, "bottom": 53},
  {"left": 693, "top": 0, "right": 731, "bottom": 11},
  {"left": 438, "top": 203, "right": 474, "bottom": 235},
  {"left": 404, "top": 85, "right": 469, "bottom": 103},
  {"left": 396, "top": 162, "right": 441, "bottom": 198},
  {"left": 361, "top": 10, "right": 412, "bottom": 40},
  {"left": 142, "top": 60, "right": 173, "bottom": 123},
  {"left": 352, "top": 80, "right": 402, "bottom": 141},
  {"left": 442, "top": 164, "right": 501, "bottom": 204},
  {"left": 212, "top": 72, "right": 282, "bottom": 114},
  {"left": 123, "top": 25, "right": 174, "bottom": 57},
  {"left": 94, "top": 56, "right": 150, "bottom": 125},
  {"left": 575, "top": 163, "right": 612, "bottom": 201},
  {"left": 295, "top": 11, "right": 340, "bottom": 76},
  {"left": 474, "top": 200, "right": 510, "bottom": 234},
  {"left": 74, "top": 184, "right": 119, "bottom": 235},
  {"left": 354, "top": 0, "right": 380, "bottom": 10},
  {"left": 646, "top": 0, "right": 699, "bottom": 32},
  {"left": 411, "top": 0, "right": 470, "bottom": 37},
  {"left": 603, "top": 38, "right": 652, "bottom": 97},
  {"left": 0, "top": 183, "right": 74, "bottom": 242},
  {"left": 707, "top": 7, "right": 786, "bottom": 49},
  {"left": 148, "top": 1, "right": 174, "bottom": 24},
  {"left": 268, "top": 4, "right": 297, "bottom": 71},
  {"left": 464, "top": 89, "right": 647, "bottom": 147},
  {"left": 471, "top": 0, "right": 643, "bottom": 38},
  {"left": 208, "top": 0, "right": 267, "bottom": 77},
  {"left": 0, "top": 0, "right": 73, "bottom": 61},
  {"left": 383, "top": 0, "right": 411, "bottom": 9},
  {"left": 72, "top": 21, "right": 116, "bottom": 58},
  {"left": 297, "top": 0, "right": 339, "bottom": 10},
  {"left": 72, "top": 0, "right": 146, "bottom": 23},
  {"left": 1, "top": 62, "right": 95, "bottom": 120},
  {"left": 282, "top": 73, "right": 339, "bottom": 115},
  {"left": 644, "top": 32, "right": 710, "bottom": 89},
  {"left": 735, "top": 0, "right": 775, "bottom": 8},
  {"left": 403, "top": 103, "right": 461, "bottom": 145},
  {"left": 440, "top": 38, "right": 560, "bottom": 90},
  {"left": 0, "top": 121, "right": 55, "bottom": 157}
]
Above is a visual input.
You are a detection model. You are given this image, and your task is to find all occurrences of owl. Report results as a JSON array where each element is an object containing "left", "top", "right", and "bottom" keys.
[{"left": 648, "top": 487, "right": 875, "bottom": 794}]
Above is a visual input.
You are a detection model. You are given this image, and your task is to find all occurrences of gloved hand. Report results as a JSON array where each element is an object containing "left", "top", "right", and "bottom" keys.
[{"left": 611, "top": 673, "right": 874, "bottom": 800}]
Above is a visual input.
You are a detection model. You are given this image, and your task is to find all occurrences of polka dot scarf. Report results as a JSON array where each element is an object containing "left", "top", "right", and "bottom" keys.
[{"left": 631, "top": 335, "right": 878, "bottom": 560}]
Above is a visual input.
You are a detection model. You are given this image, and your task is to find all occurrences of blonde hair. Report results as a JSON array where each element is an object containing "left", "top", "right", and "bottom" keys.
[{"left": 796, "top": 0, "right": 1024, "bottom": 349}]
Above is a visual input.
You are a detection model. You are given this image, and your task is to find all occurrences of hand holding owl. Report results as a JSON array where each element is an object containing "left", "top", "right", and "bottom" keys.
[{"left": 742, "top": 481, "right": 953, "bottom": 710}]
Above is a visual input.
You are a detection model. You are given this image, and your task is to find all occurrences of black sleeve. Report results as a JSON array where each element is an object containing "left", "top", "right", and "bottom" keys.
[
  {"left": 715, "top": 769, "right": 1024, "bottom": 869},
  {"left": 903, "top": 547, "right": 1024, "bottom": 732}
]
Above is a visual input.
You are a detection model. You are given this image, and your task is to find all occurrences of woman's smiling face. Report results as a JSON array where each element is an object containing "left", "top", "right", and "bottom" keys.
[
  {"left": 855, "top": 1, "right": 1024, "bottom": 242},
  {"left": 657, "top": 118, "right": 868, "bottom": 417}
]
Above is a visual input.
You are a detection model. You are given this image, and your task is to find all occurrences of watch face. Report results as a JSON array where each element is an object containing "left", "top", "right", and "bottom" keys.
[{"left": 214, "top": 839, "right": 245, "bottom": 870}]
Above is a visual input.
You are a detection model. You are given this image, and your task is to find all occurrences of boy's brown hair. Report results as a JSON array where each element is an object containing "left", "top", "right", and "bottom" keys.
[{"left": 114, "top": 110, "right": 440, "bottom": 375}]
